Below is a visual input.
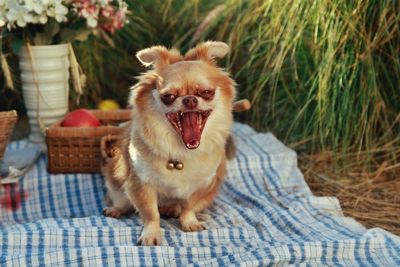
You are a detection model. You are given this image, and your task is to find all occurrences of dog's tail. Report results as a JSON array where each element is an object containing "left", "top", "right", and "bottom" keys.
[
  {"left": 225, "top": 135, "right": 236, "bottom": 160},
  {"left": 226, "top": 99, "right": 251, "bottom": 160}
]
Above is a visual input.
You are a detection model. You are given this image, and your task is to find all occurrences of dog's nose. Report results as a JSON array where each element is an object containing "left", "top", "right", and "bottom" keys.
[{"left": 182, "top": 96, "right": 198, "bottom": 109}]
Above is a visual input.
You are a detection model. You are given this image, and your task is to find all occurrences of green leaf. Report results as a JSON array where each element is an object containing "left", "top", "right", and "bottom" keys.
[
  {"left": 60, "top": 28, "right": 93, "bottom": 43},
  {"left": 59, "top": 29, "right": 79, "bottom": 43},
  {"left": 45, "top": 20, "right": 60, "bottom": 38},
  {"left": 74, "top": 29, "right": 93, "bottom": 42},
  {"left": 11, "top": 39, "right": 23, "bottom": 54},
  {"left": 33, "top": 32, "right": 52, "bottom": 45}
]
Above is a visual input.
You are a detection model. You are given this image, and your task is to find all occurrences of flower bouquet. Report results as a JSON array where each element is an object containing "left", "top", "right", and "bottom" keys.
[
  {"left": 0, "top": 0, "right": 129, "bottom": 143},
  {"left": 0, "top": 0, "right": 129, "bottom": 45}
]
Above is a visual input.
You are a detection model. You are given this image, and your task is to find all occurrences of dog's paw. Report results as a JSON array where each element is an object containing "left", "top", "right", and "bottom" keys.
[
  {"left": 159, "top": 204, "right": 181, "bottom": 218},
  {"left": 137, "top": 229, "right": 162, "bottom": 246},
  {"left": 103, "top": 207, "right": 121, "bottom": 218},
  {"left": 182, "top": 221, "right": 206, "bottom": 232}
]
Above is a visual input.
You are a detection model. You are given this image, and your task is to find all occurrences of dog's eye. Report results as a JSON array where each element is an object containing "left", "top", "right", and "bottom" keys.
[
  {"left": 161, "top": 94, "right": 176, "bottom": 105},
  {"left": 198, "top": 90, "right": 215, "bottom": 100}
]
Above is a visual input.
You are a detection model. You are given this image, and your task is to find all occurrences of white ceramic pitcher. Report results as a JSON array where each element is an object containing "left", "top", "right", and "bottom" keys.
[{"left": 19, "top": 44, "right": 70, "bottom": 144}]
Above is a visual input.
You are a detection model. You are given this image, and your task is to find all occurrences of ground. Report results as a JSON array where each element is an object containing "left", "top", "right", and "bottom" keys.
[
  {"left": 300, "top": 152, "right": 400, "bottom": 235},
  {"left": 9, "top": 118, "right": 400, "bottom": 236}
]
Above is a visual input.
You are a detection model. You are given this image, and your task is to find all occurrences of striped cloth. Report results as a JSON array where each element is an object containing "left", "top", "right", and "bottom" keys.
[{"left": 1, "top": 123, "right": 399, "bottom": 266}]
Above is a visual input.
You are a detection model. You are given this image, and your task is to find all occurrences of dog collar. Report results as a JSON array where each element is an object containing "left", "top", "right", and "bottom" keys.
[{"left": 166, "top": 160, "right": 184, "bottom": 170}]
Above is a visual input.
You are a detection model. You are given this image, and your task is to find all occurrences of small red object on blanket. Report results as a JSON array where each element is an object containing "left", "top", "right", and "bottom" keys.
[{"left": 0, "top": 183, "right": 28, "bottom": 211}]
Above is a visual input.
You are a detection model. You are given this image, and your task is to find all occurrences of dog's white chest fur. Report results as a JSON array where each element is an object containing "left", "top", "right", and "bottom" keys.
[{"left": 129, "top": 142, "right": 221, "bottom": 199}]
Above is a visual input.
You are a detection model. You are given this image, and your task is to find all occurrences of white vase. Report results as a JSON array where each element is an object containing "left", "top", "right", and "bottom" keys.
[{"left": 19, "top": 43, "right": 70, "bottom": 144}]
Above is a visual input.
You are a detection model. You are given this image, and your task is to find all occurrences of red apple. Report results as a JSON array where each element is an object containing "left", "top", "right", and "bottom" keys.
[{"left": 61, "top": 109, "right": 101, "bottom": 127}]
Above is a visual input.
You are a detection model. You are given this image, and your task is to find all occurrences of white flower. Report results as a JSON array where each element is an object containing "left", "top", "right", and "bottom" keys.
[
  {"left": 30, "top": 12, "right": 48, "bottom": 24},
  {"left": 46, "top": 0, "right": 68, "bottom": 22},
  {"left": 87, "top": 15, "right": 97, "bottom": 27},
  {"left": 54, "top": 3, "right": 68, "bottom": 22},
  {"left": 24, "top": 0, "right": 43, "bottom": 14},
  {"left": 39, "top": 13, "right": 48, "bottom": 24},
  {"left": 5, "top": 1, "right": 32, "bottom": 28}
]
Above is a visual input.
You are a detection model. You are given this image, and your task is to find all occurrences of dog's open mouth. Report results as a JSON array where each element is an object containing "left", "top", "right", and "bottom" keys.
[{"left": 166, "top": 110, "right": 211, "bottom": 149}]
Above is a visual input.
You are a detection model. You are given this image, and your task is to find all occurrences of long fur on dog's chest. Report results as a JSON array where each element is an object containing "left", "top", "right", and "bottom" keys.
[{"left": 128, "top": 141, "right": 223, "bottom": 200}]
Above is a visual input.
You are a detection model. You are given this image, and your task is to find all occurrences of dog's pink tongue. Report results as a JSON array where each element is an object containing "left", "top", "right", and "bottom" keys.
[{"left": 181, "top": 112, "right": 201, "bottom": 149}]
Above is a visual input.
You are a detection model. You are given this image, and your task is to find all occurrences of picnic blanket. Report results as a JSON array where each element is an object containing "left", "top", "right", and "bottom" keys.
[{"left": 1, "top": 123, "right": 399, "bottom": 266}]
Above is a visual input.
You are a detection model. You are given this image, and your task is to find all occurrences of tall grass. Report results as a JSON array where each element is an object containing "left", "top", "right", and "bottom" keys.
[
  {"left": 207, "top": 0, "right": 400, "bottom": 160},
  {"left": 2, "top": 0, "right": 399, "bottom": 162}
]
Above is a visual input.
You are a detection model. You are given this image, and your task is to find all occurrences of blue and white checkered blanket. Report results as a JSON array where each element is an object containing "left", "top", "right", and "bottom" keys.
[{"left": 1, "top": 123, "right": 399, "bottom": 266}]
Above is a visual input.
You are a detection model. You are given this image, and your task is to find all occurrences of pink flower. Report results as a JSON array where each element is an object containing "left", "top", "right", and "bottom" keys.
[
  {"left": 71, "top": 0, "right": 128, "bottom": 33},
  {"left": 72, "top": 0, "right": 100, "bottom": 27}
]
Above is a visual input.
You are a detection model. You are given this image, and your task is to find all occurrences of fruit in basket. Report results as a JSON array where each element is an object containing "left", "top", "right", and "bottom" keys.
[
  {"left": 98, "top": 99, "right": 120, "bottom": 110},
  {"left": 61, "top": 109, "right": 101, "bottom": 127}
]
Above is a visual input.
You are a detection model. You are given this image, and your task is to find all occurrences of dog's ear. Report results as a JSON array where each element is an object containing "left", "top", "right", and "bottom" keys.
[
  {"left": 184, "top": 41, "right": 230, "bottom": 62},
  {"left": 136, "top": 46, "right": 182, "bottom": 70}
]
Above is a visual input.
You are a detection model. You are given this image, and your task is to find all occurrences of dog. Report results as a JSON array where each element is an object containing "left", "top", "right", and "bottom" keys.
[{"left": 102, "top": 41, "right": 240, "bottom": 246}]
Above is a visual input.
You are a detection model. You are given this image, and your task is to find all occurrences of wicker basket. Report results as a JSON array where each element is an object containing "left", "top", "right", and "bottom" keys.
[
  {"left": 46, "top": 109, "right": 131, "bottom": 173},
  {"left": 0, "top": 110, "right": 18, "bottom": 160}
]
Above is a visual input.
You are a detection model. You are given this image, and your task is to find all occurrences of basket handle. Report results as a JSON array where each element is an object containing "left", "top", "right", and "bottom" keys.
[{"left": 233, "top": 99, "right": 251, "bottom": 112}]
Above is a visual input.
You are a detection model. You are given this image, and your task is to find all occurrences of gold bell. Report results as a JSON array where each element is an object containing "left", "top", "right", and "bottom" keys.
[
  {"left": 175, "top": 162, "right": 184, "bottom": 170},
  {"left": 166, "top": 161, "right": 175, "bottom": 170}
]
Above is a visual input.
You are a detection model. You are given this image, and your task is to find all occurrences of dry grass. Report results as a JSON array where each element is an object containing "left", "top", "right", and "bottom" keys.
[{"left": 299, "top": 149, "right": 400, "bottom": 235}]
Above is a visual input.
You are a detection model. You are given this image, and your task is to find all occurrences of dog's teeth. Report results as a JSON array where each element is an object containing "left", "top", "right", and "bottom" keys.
[{"left": 177, "top": 118, "right": 182, "bottom": 132}]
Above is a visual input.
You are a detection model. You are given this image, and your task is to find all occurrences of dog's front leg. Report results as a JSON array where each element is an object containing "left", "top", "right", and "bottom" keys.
[
  {"left": 180, "top": 207, "right": 206, "bottom": 232},
  {"left": 179, "top": 183, "right": 218, "bottom": 232},
  {"left": 125, "top": 179, "right": 161, "bottom": 246},
  {"left": 180, "top": 157, "right": 226, "bottom": 232}
]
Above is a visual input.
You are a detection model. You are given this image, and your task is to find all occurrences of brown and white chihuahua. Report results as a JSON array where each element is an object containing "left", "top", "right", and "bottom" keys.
[{"left": 101, "top": 41, "right": 246, "bottom": 246}]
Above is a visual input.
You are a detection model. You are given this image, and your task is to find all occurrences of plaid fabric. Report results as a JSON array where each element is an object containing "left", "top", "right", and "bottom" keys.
[{"left": 1, "top": 123, "right": 399, "bottom": 266}]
